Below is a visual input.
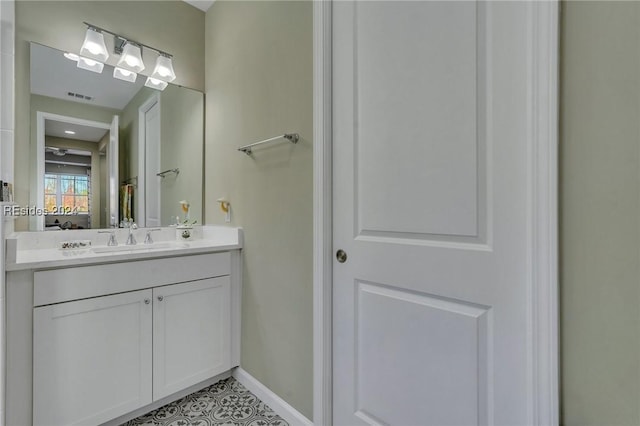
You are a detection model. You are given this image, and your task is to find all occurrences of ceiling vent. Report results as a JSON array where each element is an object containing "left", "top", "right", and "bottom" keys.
[{"left": 67, "top": 91, "right": 94, "bottom": 101}]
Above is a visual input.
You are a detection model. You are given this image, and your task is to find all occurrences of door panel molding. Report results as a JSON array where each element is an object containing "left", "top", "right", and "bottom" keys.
[
  {"left": 313, "top": 1, "right": 559, "bottom": 424},
  {"left": 354, "top": 280, "right": 491, "bottom": 425},
  {"left": 352, "top": 1, "right": 488, "bottom": 244}
]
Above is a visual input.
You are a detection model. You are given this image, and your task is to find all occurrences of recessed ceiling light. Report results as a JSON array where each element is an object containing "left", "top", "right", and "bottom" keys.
[
  {"left": 64, "top": 52, "right": 79, "bottom": 62},
  {"left": 64, "top": 130, "right": 76, "bottom": 135}
]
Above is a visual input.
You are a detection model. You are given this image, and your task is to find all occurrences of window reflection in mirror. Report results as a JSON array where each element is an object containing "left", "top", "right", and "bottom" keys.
[{"left": 45, "top": 166, "right": 91, "bottom": 229}]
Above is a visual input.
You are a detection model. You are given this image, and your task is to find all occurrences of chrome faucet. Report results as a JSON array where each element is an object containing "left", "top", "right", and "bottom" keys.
[
  {"left": 126, "top": 219, "right": 138, "bottom": 245},
  {"left": 98, "top": 230, "right": 118, "bottom": 246},
  {"left": 144, "top": 228, "right": 161, "bottom": 244}
]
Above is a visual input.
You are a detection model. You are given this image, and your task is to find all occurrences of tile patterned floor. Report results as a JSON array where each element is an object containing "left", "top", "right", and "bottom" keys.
[{"left": 122, "top": 377, "right": 289, "bottom": 426}]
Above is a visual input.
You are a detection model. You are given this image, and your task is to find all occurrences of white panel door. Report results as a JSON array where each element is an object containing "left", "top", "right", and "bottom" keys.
[
  {"left": 153, "top": 277, "right": 231, "bottom": 400},
  {"left": 33, "top": 290, "right": 152, "bottom": 426},
  {"left": 333, "top": 2, "right": 533, "bottom": 425}
]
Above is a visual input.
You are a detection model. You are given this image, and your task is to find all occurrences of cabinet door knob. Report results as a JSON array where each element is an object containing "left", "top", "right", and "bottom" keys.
[
  {"left": 144, "top": 298, "right": 151, "bottom": 305},
  {"left": 157, "top": 295, "right": 164, "bottom": 301}
]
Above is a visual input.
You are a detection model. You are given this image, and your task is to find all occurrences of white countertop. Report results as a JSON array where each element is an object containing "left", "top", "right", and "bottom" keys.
[{"left": 6, "top": 225, "right": 243, "bottom": 271}]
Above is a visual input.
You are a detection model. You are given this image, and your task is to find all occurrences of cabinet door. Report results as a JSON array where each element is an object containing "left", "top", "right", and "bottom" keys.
[
  {"left": 33, "top": 289, "right": 153, "bottom": 426},
  {"left": 153, "top": 276, "right": 231, "bottom": 399}
]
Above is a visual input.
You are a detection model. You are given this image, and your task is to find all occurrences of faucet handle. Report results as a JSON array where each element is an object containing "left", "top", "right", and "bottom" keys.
[
  {"left": 144, "top": 228, "right": 162, "bottom": 244},
  {"left": 126, "top": 230, "right": 136, "bottom": 246},
  {"left": 98, "top": 230, "right": 118, "bottom": 246}
]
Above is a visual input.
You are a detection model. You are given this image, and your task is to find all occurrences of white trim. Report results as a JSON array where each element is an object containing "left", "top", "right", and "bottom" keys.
[
  {"left": 312, "top": 1, "right": 559, "bottom": 424},
  {"left": 0, "top": 2, "right": 15, "bottom": 425},
  {"left": 108, "top": 115, "right": 119, "bottom": 227},
  {"left": 528, "top": 1, "right": 560, "bottom": 424},
  {"left": 35, "top": 112, "right": 110, "bottom": 231},
  {"left": 313, "top": 0, "right": 333, "bottom": 425},
  {"left": 137, "top": 92, "right": 161, "bottom": 227},
  {"left": 232, "top": 368, "right": 313, "bottom": 426}
]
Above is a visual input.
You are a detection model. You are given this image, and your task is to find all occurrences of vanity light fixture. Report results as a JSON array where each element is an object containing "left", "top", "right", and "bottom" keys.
[
  {"left": 72, "top": 22, "right": 176, "bottom": 90},
  {"left": 113, "top": 67, "right": 138, "bottom": 83},
  {"left": 116, "top": 42, "right": 145, "bottom": 73},
  {"left": 144, "top": 77, "right": 168, "bottom": 91},
  {"left": 150, "top": 54, "right": 176, "bottom": 83},
  {"left": 77, "top": 56, "right": 104, "bottom": 74},
  {"left": 63, "top": 52, "right": 79, "bottom": 62},
  {"left": 79, "top": 27, "right": 109, "bottom": 63}
]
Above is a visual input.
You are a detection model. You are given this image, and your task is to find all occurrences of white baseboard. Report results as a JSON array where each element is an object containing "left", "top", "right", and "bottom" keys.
[{"left": 232, "top": 367, "right": 313, "bottom": 426}]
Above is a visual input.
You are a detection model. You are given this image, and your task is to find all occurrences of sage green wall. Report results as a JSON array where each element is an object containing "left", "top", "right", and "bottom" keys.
[
  {"left": 15, "top": 0, "right": 204, "bottom": 230},
  {"left": 159, "top": 84, "right": 203, "bottom": 224},
  {"left": 561, "top": 2, "right": 640, "bottom": 424},
  {"left": 204, "top": 1, "right": 313, "bottom": 418}
]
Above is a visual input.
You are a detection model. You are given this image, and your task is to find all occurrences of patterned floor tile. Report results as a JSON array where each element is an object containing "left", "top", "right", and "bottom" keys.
[{"left": 122, "top": 377, "right": 289, "bottom": 426}]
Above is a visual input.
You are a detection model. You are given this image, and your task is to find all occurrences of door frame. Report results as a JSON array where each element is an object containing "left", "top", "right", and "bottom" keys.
[
  {"left": 311, "top": 1, "right": 560, "bottom": 424},
  {"left": 35, "top": 112, "right": 111, "bottom": 231}
]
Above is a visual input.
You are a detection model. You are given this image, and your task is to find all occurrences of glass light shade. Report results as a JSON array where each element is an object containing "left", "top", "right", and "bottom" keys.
[
  {"left": 150, "top": 55, "right": 176, "bottom": 82},
  {"left": 144, "top": 77, "right": 168, "bottom": 91},
  {"left": 77, "top": 56, "right": 104, "bottom": 74},
  {"left": 79, "top": 28, "right": 109, "bottom": 62},
  {"left": 63, "top": 52, "right": 79, "bottom": 62},
  {"left": 113, "top": 67, "right": 137, "bottom": 83},
  {"left": 117, "top": 43, "right": 145, "bottom": 73}
]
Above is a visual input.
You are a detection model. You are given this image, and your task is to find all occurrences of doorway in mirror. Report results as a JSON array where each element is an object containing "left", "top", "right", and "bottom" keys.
[{"left": 35, "top": 113, "right": 118, "bottom": 231}]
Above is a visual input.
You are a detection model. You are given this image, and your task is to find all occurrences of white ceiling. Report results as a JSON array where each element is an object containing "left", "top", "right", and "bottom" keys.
[
  {"left": 45, "top": 120, "right": 109, "bottom": 143},
  {"left": 30, "top": 43, "right": 145, "bottom": 110},
  {"left": 183, "top": 0, "right": 215, "bottom": 12}
]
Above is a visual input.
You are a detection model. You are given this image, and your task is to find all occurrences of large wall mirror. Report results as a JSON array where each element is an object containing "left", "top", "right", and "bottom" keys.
[{"left": 27, "top": 42, "right": 203, "bottom": 231}]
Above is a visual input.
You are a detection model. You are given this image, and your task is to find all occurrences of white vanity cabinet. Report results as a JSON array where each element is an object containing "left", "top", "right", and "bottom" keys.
[
  {"left": 6, "top": 248, "right": 242, "bottom": 426},
  {"left": 33, "top": 290, "right": 154, "bottom": 426},
  {"left": 152, "top": 277, "right": 231, "bottom": 399}
]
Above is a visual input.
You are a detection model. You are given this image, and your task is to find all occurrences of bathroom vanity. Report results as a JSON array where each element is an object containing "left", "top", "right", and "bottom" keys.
[{"left": 4, "top": 226, "right": 242, "bottom": 426}]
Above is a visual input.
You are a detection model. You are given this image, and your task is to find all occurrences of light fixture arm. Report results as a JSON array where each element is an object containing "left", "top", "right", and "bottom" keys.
[{"left": 83, "top": 22, "right": 173, "bottom": 58}]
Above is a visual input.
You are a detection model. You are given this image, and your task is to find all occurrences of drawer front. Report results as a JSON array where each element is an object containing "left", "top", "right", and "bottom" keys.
[{"left": 34, "top": 252, "right": 231, "bottom": 306}]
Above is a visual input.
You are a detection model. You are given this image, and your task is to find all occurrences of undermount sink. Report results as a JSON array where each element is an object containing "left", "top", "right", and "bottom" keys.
[{"left": 91, "top": 242, "right": 175, "bottom": 253}]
